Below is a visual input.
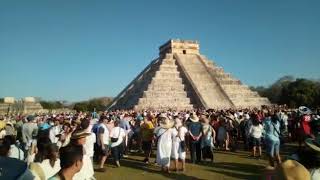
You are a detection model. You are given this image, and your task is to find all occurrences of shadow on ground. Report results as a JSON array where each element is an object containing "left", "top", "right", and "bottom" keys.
[
  {"left": 120, "top": 157, "right": 206, "bottom": 180},
  {"left": 208, "top": 162, "right": 265, "bottom": 180}
]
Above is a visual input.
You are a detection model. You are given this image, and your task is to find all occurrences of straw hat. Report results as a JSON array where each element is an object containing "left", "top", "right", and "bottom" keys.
[
  {"left": 225, "top": 114, "right": 235, "bottom": 121},
  {"left": 71, "top": 129, "right": 91, "bottom": 140},
  {"left": 159, "top": 114, "right": 174, "bottom": 129},
  {"left": 305, "top": 135, "right": 320, "bottom": 152},
  {"left": 298, "top": 106, "right": 312, "bottom": 115},
  {"left": 276, "top": 160, "right": 310, "bottom": 180},
  {"left": 189, "top": 114, "right": 199, "bottom": 122}
]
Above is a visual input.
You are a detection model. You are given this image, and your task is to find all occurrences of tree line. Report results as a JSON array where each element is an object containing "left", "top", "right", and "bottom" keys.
[{"left": 251, "top": 76, "right": 320, "bottom": 108}]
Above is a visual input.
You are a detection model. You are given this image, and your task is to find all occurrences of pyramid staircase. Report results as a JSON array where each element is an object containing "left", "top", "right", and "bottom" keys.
[{"left": 108, "top": 40, "right": 270, "bottom": 110}]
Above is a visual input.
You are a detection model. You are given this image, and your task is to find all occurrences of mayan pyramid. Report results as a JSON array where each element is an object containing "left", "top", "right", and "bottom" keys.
[{"left": 108, "top": 39, "right": 270, "bottom": 110}]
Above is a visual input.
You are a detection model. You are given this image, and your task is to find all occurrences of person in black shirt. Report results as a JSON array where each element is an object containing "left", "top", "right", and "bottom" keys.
[{"left": 187, "top": 113, "right": 202, "bottom": 164}]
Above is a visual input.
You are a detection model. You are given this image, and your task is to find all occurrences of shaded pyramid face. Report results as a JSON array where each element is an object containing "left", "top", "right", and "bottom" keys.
[{"left": 108, "top": 40, "right": 270, "bottom": 110}]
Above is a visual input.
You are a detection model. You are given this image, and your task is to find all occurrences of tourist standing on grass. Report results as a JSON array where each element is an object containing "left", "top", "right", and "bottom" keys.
[
  {"left": 171, "top": 117, "right": 188, "bottom": 171},
  {"left": 29, "top": 143, "right": 61, "bottom": 179},
  {"left": 298, "top": 106, "right": 312, "bottom": 150},
  {"left": 0, "top": 142, "right": 35, "bottom": 179},
  {"left": 95, "top": 116, "right": 109, "bottom": 172},
  {"left": 119, "top": 114, "right": 132, "bottom": 157},
  {"left": 217, "top": 117, "right": 228, "bottom": 150},
  {"left": 49, "top": 118, "right": 61, "bottom": 144},
  {"left": 249, "top": 114, "right": 263, "bottom": 158},
  {"left": 70, "top": 129, "right": 94, "bottom": 180},
  {"left": 3, "top": 135, "right": 24, "bottom": 160},
  {"left": 154, "top": 114, "right": 175, "bottom": 173},
  {"left": 188, "top": 113, "right": 202, "bottom": 164},
  {"left": 22, "top": 115, "right": 38, "bottom": 153},
  {"left": 49, "top": 145, "right": 84, "bottom": 180},
  {"left": 264, "top": 112, "right": 282, "bottom": 169},
  {"left": 80, "top": 118, "right": 96, "bottom": 163},
  {"left": 201, "top": 115, "right": 215, "bottom": 163},
  {"left": 140, "top": 116, "right": 154, "bottom": 164},
  {"left": 110, "top": 120, "right": 126, "bottom": 167}
]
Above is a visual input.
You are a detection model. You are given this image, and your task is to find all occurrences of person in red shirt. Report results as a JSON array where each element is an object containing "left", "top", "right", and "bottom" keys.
[{"left": 298, "top": 113, "right": 312, "bottom": 150}]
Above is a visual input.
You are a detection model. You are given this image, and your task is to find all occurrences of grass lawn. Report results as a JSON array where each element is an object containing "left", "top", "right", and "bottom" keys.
[{"left": 94, "top": 148, "right": 274, "bottom": 180}]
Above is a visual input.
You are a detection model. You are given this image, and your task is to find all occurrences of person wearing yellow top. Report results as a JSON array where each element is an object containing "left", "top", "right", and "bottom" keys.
[
  {"left": 140, "top": 117, "right": 154, "bottom": 164},
  {"left": 0, "top": 118, "right": 6, "bottom": 140}
]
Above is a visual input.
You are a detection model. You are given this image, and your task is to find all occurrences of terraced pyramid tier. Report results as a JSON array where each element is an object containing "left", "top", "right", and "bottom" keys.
[{"left": 108, "top": 39, "right": 270, "bottom": 110}]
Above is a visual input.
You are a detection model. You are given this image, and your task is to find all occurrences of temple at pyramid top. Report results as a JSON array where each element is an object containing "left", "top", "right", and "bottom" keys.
[
  {"left": 108, "top": 39, "right": 270, "bottom": 110},
  {"left": 159, "top": 39, "right": 200, "bottom": 57}
]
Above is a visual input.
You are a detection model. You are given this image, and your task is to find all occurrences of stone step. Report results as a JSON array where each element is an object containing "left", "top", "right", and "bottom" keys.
[
  {"left": 152, "top": 76, "right": 182, "bottom": 84},
  {"left": 221, "top": 84, "right": 250, "bottom": 91},
  {"left": 155, "top": 71, "right": 180, "bottom": 76},
  {"left": 154, "top": 73, "right": 180, "bottom": 79},
  {"left": 134, "top": 104, "right": 194, "bottom": 110},
  {"left": 147, "top": 84, "right": 186, "bottom": 91},
  {"left": 161, "top": 59, "right": 176, "bottom": 65},
  {"left": 143, "top": 91, "right": 187, "bottom": 98},
  {"left": 138, "top": 97, "right": 191, "bottom": 104},
  {"left": 159, "top": 65, "right": 178, "bottom": 71}
]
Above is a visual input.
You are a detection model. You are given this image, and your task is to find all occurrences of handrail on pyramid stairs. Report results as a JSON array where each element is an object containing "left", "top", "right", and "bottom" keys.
[
  {"left": 195, "top": 54, "right": 236, "bottom": 109},
  {"left": 174, "top": 53, "right": 208, "bottom": 109},
  {"left": 107, "top": 58, "right": 160, "bottom": 110}
]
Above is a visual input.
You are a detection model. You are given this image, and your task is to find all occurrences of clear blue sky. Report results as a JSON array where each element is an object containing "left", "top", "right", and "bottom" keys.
[{"left": 0, "top": 0, "right": 319, "bottom": 102}]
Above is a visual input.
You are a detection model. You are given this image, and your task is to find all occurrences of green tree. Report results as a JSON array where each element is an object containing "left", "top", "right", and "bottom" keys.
[
  {"left": 40, "top": 101, "right": 64, "bottom": 109},
  {"left": 281, "top": 79, "right": 320, "bottom": 108}
]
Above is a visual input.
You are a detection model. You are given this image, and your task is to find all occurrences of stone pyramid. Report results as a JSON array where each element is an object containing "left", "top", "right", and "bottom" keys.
[{"left": 108, "top": 39, "right": 270, "bottom": 110}]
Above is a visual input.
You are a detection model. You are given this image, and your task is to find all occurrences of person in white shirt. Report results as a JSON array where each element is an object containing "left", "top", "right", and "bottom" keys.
[
  {"left": 249, "top": 115, "right": 264, "bottom": 158},
  {"left": 70, "top": 129, "right": 95, "bottom": 180},
  {"left": 171, "top": 117, "right": 188, "bottom": 171},
  {"left": 110, "top": 120, "right": 126, "bottom": 167},
  {"left": 49, "top": 120, "right": 61, "bottom": 144},
  {"left": 30, "top": 143, "right": 61, "bottom": 180},
  {"left": 3, "top": 135, "right": 24, "bottom": 161},
  {"left": 81, "top": 118, "right": 96, "bottom": 161},
  {"left": 154, "top": 114, "right": 175, "bottom": 173},
  {"left": 95, "top": 116, "right": 110, "bottom": 172}
]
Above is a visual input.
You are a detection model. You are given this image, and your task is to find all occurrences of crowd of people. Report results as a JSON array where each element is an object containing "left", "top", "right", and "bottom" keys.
[{"left": 0, "top": 106, "right": 320, "bottom": 180}]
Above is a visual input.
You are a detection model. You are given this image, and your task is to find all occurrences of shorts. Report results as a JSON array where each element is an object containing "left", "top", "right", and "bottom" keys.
[
  {"left": 111, "top": 143, "right": 123, "bottom": 161},
  {"left": 142, "top": 141, "right": 152, "bottom": 152},
  {"left": 171, "top": 141, "right": 186, "bottom": 160},
  {"left": 98, "top": 144, "right": 109, "bottom": 156},
  {"left": 265, "top": 138, "right": 280, "bottom": 157},
  {"left": 251, "top": 137, "right": 261, "bottom": 146}
]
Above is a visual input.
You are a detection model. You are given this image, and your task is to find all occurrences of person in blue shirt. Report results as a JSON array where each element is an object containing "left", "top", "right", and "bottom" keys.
[{"left": 264, "top": 112, "right": 282, "bottom": 169}]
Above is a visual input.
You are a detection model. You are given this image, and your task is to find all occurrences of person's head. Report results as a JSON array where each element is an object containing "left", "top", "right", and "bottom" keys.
[
  {"left": 114, "top": 120, "right": 119, "bottom": 127},
  {"left": 3, "top": 135, "right": 16, "bottom": 145},
  {"left": 63, "top": 122, "right": 72, "bottom": 133},
  {"left": 27, "top": 115, "right": 35, "bottom": 123},
  {"left": 0, "top": 143, "right": 10, "bottom": 157},
  {"left": 99, "top": 115, "right": 108, "bottom": 124},
  {"left": 70, "top": 129, "right": 90, "bottom": 145},
  {"left": 80, "top": 118, "right": 90, "bottom": 130},
  {"left": 45, "top": 143, "right": 59, "bottom": 167},
  {"left": 59, "top": 145, "right": 83, "bottom": 174}
]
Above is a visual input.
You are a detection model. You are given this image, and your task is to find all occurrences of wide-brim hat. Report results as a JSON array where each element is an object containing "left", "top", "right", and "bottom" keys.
[
  {"left": 298, "top": 106, "right": 312, "bottom": 115},
  {"left": 159, "top": 115, "right": 174, "bottom": 129},
  {"left": 276, "top": 160, "right": 310, "bottom": 180},
  {"left": 71, "top": 129, "right": 91, "bottom": 140},
  {"left": 225, "top": 114, "right": 235, "bottom": 121},
  {"left": 6, "top": 121, "right": 13, "bottom": 127},
  {"left": 189, "top": 114, "right": 199, "bottom": 122},
  {"left": 305, "top": 136, "right": 320, "bottom": 152}
]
